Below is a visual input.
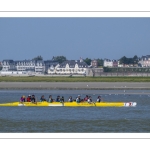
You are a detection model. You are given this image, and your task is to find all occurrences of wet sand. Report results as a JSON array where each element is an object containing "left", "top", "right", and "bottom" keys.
[{"left": 0, "top": 82, "right": 150, "bottom": 90}]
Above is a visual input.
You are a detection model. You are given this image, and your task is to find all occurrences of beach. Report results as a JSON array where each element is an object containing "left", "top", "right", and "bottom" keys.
[{"left": 0, "top": 82, "right": 150, "bottom": 90}]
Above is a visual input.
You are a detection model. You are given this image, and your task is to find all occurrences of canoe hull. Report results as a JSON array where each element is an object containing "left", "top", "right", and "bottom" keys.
[{"left": 0, "top": 102, "right": 137, "bottom": 107}]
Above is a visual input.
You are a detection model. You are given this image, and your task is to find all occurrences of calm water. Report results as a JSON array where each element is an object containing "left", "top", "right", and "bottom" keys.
[{"left": 0, "top": 89, "right": 150, "bottom": 133}]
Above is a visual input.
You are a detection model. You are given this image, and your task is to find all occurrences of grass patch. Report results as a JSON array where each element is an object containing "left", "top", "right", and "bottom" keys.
[{"left": 1, "top": 76, "right": 150, "bottom": 82}]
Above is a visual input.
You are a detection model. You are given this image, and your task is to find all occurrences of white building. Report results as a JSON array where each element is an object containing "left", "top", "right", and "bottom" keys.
[
  {"left": 15, "top": 60, "right": 35, "bottom": 72},
  {"left": 1, "top": 58, "right": 88, "bottom": 75},
  {"left": 104, "top": 59, "right": 113, "bottom": 67},
  {"left": 1, "top": 60, "right": 16, "bottom": 71},
  {"left": 1, "top": 59, "right": 45, "bottom": 73},
  {"left": 35, "top": 60, "right": 45, "bottom": 73},
  {"left": 104, "top": 59, "right": 118, "bottom": 67},
  {"left": 139, "top": 55, "right": 150, "bottom": 67},
  {"left": 55, "top": 60, "right": 88, "bottom": 75},
  {"left": 44, "top": 60, "right": 59, "bottom": 74}
]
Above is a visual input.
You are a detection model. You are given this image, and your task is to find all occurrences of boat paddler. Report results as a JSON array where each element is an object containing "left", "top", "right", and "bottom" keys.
[
  {"left": 26, "top": 95, "right": 31, "bottom": 102},
  {"left": 40, "top": 95, "right": 47, "bottom": 102},
  {"left": 76, "top": 95, "right": 81, "bottom": 103},
  {"left": 97, "top": 96, "right": 102, "bottom": 102},
  {"left": 31, "top": 95, "right": 36, "bottom": 103},
  {"left": 48, "top": 95, "right": 54, "bottom": 103},
  {"left": 68, "top": 96, "right": 73, "bottom": 102},
  {"left": 20, "top": 95, "right": 26, "bottom": 103},
  {"left": 60, "top": 96, "right": 64, "bottom": 103},
  {"left": 87, "top": 96, "right": 92, "bottom": 103},
  {"left": 56, "top": 96, "right": 61, "bottom": 102},
  {"left": 84, "top": 95, "right": 89, "bottom": 101}
]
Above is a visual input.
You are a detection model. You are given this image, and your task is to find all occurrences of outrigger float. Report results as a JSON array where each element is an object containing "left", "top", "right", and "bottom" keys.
[{"left": 0, "top": 101, "right": 137, "bottom": 107}]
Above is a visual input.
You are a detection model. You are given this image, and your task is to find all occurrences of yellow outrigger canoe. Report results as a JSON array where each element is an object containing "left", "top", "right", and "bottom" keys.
[{"left": 0, "top": 101, "right": 137, "bottom": 107}]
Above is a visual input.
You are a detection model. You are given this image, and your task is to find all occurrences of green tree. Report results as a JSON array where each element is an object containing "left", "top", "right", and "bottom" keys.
[
  {"left": 53, "top": 56, "right": 67, "bottom": 64},
  {"left": 119, "top": 55, "right": 139, "bottom": 66},
  {"left": 119, "top": 56, "right": 127, "bottom": 64},
  {"left": 97, "top": 58, "right": 104, "bottom": 67},
  {"left": 84, "top": 58, "right": 91, "bottom": 65},
  {"left": 133, "top": 55, "right": 138, "bottom": 65},
  {"left": 32, "top": 55, "right": 43, "bottom": 61}
]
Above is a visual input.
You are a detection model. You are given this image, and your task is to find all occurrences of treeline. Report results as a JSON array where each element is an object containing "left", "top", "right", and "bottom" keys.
[
  {"left": 84, "top": 58, "right": 104, "bottom": 66},
  {"left": 32, "top": 55, "right": 104, "bottom": 66},
  {"left": 32, "top": 55, "right": 139, "bottom": 67},
  {"left": 119, "top": 55, "right": 139, "bottom": 65},
  {"left": 32, "top": 55, "right": 67, "bottom": 64}
]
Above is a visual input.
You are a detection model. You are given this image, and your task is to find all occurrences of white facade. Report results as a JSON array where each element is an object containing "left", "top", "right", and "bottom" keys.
[
  {"left": 49, "top": 60, "right": 88, "bottom": 75},
  {"left": 1, "top": 59, "right": 46, "bottom": 73},
  {"left": 139, "top": 55, "right": 150, "bottom": 67},
  {"left": 15, "top": 60, "right": 35, "bottom": 71},
  {"left": 1, "top": 59, "right": 88, "bottom": 75},
  {"left": 1, "top": 60, "right": 15, "bottom": 71},
  {"left": 104, "top": 59, "right": 113, "bottom": 67},
  {"left": 35, "top": 61, "right": 45, "bottom": 73},
  {"left": 47, "top": 64, "right": 59, "bottom": 74}
]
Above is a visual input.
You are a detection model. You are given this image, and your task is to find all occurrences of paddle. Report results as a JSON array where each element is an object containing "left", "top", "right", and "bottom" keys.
[{"left": 93, "top": 102, "right": 96, "bottom": 106}]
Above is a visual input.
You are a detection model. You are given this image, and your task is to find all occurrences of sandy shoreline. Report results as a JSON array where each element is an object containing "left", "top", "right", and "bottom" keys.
[{"left": 0, "top": 82, "right": 150, "bottom": 90}]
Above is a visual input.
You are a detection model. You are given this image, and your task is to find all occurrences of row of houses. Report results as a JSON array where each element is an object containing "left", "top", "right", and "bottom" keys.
[
  {"left": 104, "top": 55, "right": 150, "bottom": 67},
  {"left": 0, "top": 58, "right": 89, "bottom": 75},
  {"left": 1, "top": 55, "right": 150, "bottom": 75}
]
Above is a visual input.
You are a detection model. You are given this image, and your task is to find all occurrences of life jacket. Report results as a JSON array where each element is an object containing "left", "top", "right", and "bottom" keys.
[
  {"left": 49, "top": 98, "right": 53, "bottom": 102},
  {"left": 56, "top": 98, "right": 60, "bottom": 102},
  {"left": 84, "top": 97, "right": 88, "bottom": 101},
  {"left": 97, "top": 98, "right": 101, "bottom": 102},
  {"left": 27, "top": 97, "right": 31, "bottom": 102},
  {"left": 20, "top": 97, "right": 25, "bottom": 102}
]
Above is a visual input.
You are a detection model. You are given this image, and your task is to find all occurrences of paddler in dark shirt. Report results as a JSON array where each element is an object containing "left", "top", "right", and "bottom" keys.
[
  {"left": 40, "top": 95, "right": 47, "bottom": 102},
  {"left": 56, "top": 96, "right": 61, "bottom": 102},
  {"left": 60, "top": 96, "right": 64, "bottom": 102},
  {"left": 97, "top": 96, "right": 102, "bottom": 102},
  {"left": 31, "top": 95, "right": 36, "bottom": 103},
  {"left": 48, "top": 95, "right": 54, "bottom": 103}
]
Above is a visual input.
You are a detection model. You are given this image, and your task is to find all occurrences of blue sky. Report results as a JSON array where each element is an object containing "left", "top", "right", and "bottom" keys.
[{"left": 0, "top": 18, "right": 150, "bottom": 61}]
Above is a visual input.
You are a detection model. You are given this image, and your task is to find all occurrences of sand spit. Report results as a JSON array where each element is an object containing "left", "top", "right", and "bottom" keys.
[{"left": 0, "top": 82, "right": 150, "bottom": 90}]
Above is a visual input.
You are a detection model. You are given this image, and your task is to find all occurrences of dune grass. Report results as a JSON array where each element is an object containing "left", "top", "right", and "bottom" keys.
[{"left": 1, "top": 76, "right": 150, "bottom": 82}]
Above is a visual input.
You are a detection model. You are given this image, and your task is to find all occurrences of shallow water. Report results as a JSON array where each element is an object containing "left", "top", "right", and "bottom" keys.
[{"left": 0, "top": 89, "right": 150, "bottom": 133}]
